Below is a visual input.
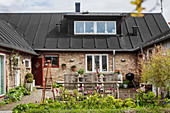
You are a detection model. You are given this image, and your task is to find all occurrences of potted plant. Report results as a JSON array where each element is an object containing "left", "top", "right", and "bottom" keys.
[
  {"left": 78, "top": 68, "right": 85, "bottom": 82},
  {"left": 123, "top": 80, "right": 130, "bottom": 88},
  {"left": 114, "top": 70, "right": 120, "bottom": 74},
  {"left": 25, "top": 73, "right": 34, "bottom": 91},
  {"left": 71, "top": 65, "right": 76, "bottom": 71},
  {"left": 61, "top": 63, "right": 66, "bottom": 70}
]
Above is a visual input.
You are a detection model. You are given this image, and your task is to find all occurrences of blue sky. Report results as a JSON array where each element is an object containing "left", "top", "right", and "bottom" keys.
[{"left": 0, "top": 0, "right": 170, "bottom": 22}]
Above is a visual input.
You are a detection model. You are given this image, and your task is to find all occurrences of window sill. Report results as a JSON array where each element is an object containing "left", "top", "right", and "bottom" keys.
[
  {"left": 44, "top": 66, "right": 59, "bottom": 68},
  {"left": 26, "top": 68, "right": 31, "bottom": 70},
  {"left": 14, "top": 68, "right": 20, "bottom": 70},
  {"left": 0, "top": 94, "right": 5, "bottom": 98}
]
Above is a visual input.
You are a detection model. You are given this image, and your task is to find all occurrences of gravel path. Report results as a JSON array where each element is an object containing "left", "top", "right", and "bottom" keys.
[{"left": 0, "top": 89, "right": 54, "bottom": 111}]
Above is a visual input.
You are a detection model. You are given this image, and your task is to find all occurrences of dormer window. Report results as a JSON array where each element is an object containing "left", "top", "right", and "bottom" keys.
[{"left": 74, "top": 21, "right": 116, "bottom": 35}]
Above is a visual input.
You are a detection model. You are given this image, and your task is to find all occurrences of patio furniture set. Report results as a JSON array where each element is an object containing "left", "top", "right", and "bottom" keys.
[{"left": 57, "top": 73, "right": 123, "bottom": 99}]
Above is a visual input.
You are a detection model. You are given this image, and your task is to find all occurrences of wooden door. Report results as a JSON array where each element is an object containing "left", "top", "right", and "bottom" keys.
[{"left": 33, "top": 58, "right": 43, "bottom": 85}]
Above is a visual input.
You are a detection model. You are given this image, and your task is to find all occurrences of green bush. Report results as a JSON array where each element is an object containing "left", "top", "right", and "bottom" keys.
[
  {"left": 114, "top": 99, "right": 123, "bottom": 108},
  {"left": 78, "top": 68, "right": 85, "bottom": 74},
  {"left": 3, "top": 86, "right": 30, "bottom": 104},
  {"left": 26, "top": 73, "right": 34, "bottom": 79},
  {"left": 27, "top": 78, "right": 33, "bottom": 83},
  {"left": 123, "top": 80, "right": 130, "bottom": 84},
  {"left": 71, "top": 65, "right": 76, "bottom": 69},
  {"left": 61, "top": 63, "right": 66, "bottom": 66},
  {"left": 124, "top": 101, "right": 136, "bottom": 108},
  {"left": 53, "top": 83, "right": 62, "bottom": 88}
]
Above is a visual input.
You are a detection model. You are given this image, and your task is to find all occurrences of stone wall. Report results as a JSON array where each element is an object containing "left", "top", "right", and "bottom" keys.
[
  {"left": 6, "top": 52, "right": 32, "bottom": 91},
  {"left": 37, "top": 51, "right": 138, "bottom": 83}
]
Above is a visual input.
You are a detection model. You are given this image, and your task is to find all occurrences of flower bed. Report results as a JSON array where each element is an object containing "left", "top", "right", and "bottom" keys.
[
  {"left": 0, "top": 86, "right": 30, "bottom": 105},
  {"left": 12, "top": 89, "right": 170, "bottom": 113}
]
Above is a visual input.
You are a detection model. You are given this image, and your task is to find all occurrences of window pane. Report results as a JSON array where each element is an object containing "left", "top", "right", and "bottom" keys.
[
  {"left": 102, "top": 56, "right": 107, "bottom": 71},
  {"left": 25, "top": 61, "right": 29, "bottom": 67},
  {"left": 51, "top": 57, "right": 58, "bottom": 66},
  {"left": 97, "top": 22, "right": 105, "bottom": 33},
  {"left": 85, "top": 22, "right": 94, "bottom": 33},
  {"left": 75, "top": 22, "right": 84, "bottom": 33},
  {"left": 95, "top": 56, "right": 100, "bottom": 71},
  {"left": 107, "top": 22, "right": 116, "bottom": 33},
  {"left": 87, "top": 56, "right": 92, "bottom": 71}
]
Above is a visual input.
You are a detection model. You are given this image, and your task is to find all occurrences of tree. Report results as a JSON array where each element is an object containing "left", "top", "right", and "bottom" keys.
[{"left": 140, "top": 46, "right": 170, "bottom": 97}]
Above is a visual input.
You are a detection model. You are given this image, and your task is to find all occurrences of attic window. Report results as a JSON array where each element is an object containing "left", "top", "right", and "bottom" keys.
[{"left": 74, "top": 21, "right": 116, "bottom": 35}]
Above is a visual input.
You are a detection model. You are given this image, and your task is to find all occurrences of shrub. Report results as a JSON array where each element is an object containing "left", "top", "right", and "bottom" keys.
[
  {"left": 123, "top": 80, "right": 130, "bottom": 84},
  {"left": 3, "top": 86, "right": 30, "bottom": 104},
  {"left": 53, "top": 83, "right": 62, "bottom": 88},
  {"left": 26, "top": 73, "right": 34, "bottom": 79},
  {"left": 71, "top": 65, "right": 76, "bottom": 69},
  {"left": 27, "top": 78, "right": 33, "bottom": 83},
  {"left": 61, "top": 64, "right": 66, "bottom": 66},
  {"left": 78, "top": 68, "right": 85, "bottom": 74},
  {"left": 114, "top": 99, "right": 123, "bottom": 108}
]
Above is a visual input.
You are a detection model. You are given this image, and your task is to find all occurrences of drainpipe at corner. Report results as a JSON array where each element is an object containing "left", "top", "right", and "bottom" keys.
[{"left": 112, "top": 50, "right": 115, "bottom": 72}]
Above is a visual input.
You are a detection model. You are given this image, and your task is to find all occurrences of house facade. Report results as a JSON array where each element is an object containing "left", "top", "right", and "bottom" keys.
[
  {"left": 0, "top": 11, "right": 169, "bottom": 89},
  {"left": 0, "top": 19, "right": 37, "bottom": 97}
]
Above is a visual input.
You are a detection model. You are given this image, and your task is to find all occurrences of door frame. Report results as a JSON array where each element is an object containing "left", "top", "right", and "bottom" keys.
[{"left": 0, "top": 53, "right": 6, "bottom": 97}]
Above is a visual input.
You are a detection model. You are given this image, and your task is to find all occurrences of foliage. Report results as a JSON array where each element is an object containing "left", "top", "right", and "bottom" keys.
[
  {"left": 124, "top": 98, "right": 136, "bottom": 108},
  {"left": 123, "top": 80, "right": 130, "bottom": 84},
  {"left": 26, "top": 73, "right": 34, "bottom": 79},
  {"left": 10, "top": 52, "right": 19, "bottom": 67},
  {"left": 27, "top": 78, "right": 33, "bottom": 83},
  {"left": 78, "top": 68, "right": 85, "bottom": 74},
  {"left": 61, "top": 63, "right": 66, "bottom": 66},
  {"left": 53, "top": 83, "right": 62, "bottom": 88},
  {"left": 140, "top": 46, "right": 170, "bottom": 97},
  {"left": 114, "top": 70, "right": 120, "bottom": 74},
  {"left": 130, "top": 0, "right": 145, "bottom": 17},
  {"left": 71, "top": 65, "right": 76, "bottom": 69},
  {"left": 2, "top": 86, "right": 30, "bottom": 104},
  {"left": 33, "top": 87, "right": 36, "bottom": 91}
]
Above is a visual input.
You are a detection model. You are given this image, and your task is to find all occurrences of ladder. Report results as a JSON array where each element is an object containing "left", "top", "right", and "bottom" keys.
[{"left": 42, "top": 60, "right": 55, "bottom": 102}]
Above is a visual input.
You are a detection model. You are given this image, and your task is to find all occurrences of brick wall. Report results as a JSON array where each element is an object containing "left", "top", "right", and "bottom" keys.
[
  {"left": 6, "top": 53, "right": 32, "bottom": 90},
  {"left": 37, "top": 51, "right": 138, "bottom": 83}
]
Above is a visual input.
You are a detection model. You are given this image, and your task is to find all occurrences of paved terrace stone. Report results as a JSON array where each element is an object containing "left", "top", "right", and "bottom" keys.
[{"left": 0, "top": 89, "right": 53, "bottom": 111}]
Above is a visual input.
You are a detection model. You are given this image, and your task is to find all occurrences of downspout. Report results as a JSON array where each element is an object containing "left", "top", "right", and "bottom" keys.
[{"left": 113, "top": 50, "right": 115, "bottom": 71}]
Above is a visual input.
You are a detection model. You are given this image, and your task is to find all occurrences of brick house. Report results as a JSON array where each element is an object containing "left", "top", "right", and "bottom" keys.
[
  {"left": 0, "top": 19, "right": 37, "bottom": 97},
  {"left": 0, "top": 10, "right": 169, "bottom": 94}
]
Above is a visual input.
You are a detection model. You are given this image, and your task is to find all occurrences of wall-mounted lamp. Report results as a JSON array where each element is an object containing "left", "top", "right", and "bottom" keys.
[
  {"left": 121, "top": 58, "right": 125, "bottom": 62},
  {"left": 70, "top": 59, "right": 74, "bottom": 62},
  {"left": 22, "top": 60, "right": 25, "bottom": 64}
]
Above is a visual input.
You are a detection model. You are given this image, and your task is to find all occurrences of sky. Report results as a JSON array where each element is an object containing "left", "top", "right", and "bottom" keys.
[{"left": 0, "top": 0, "right": 170, "bottom": 22}]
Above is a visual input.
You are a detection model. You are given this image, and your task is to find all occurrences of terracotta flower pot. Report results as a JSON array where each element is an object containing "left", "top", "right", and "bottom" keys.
[
  {"left": 62, "top": 66, "right": 66, "bottom": 70},
  {"left": 72, "top": 68, "right": 76, "bottom": 71}
]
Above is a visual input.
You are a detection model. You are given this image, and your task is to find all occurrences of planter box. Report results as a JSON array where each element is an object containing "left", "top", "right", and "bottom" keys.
[{"left": 26, "top": 83, "right": 33, "bottom": 91}]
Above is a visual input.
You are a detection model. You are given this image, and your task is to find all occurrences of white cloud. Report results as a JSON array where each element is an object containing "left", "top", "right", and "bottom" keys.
[{"left": 0, "top": 0, "right": 169, "bottom": 22}]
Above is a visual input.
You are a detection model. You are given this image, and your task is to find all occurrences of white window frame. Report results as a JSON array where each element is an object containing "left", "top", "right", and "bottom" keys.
[
  {"left": 0, "top": 53, "right": 6, "bottom": 96},
  {"left": 85, "top": 54, "right": 109, "bottom": 73},
  {"left": 74, "top": 21, "right": 116, "bottom": 35},
  {"left": 25, "top": 59, "right": 30, "bottom": 68}
]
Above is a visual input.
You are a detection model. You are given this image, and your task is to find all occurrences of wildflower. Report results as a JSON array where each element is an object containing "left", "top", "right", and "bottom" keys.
[
  {"left": 168, "top": 101, "right": 170, "bottom": 103},
  {"left": 163, "top": 102, "right": 166, "bottom": 105},
  {"left": 4, "top": 97, "right": 8, "bottom": 99},
  {"left": 73, "top": 95, "right": 75, "bottom": 97},
  {"left": 113, "top": 88, "right": 115, "bottom": 92},
  {"left": 49, "top": 97, "right": 51, "bottom": 99},
  {"left": 80, "top": 87, "right": 82, "bottom": 90},
  {"left": 133, "top": 88, "right": 136, "bottom": 91},
  {"left": 101, "top": 94, "right": 103, "bottom": 97},
  {"left": 65, "top": 95, "right": 67, "bottom": 97},
  {"left": 45, "top": 107, "right": 47, "bottom": 109},
  {"left": 87, "top": 90, "right": 89, "bottom": 94},
  {"left": 56, "top": 89, "right": 58, "bottom": 93},
  {"left": 77, "top": 96, "right": 79, "bottom": 99},
  {"left": 90, "top": 91, "right": 92, "bottom": 94},
  {"left": 87, "top": 97, "right": 89, "bottom": 99},
  {"left": 70, "top": 107, "right": 72, "bottom": 109},
  {"left": 97, "top": 86, "right": 99, "bottom": 90},
  {"left": 110, "top": 87, "right": 112, "bottom": 90},
  {"left": 125, "top": 94, "right": 127, "bottom": 96},
  {"left": 60, "top": 91, "right": 62, "bottom": 93},
  {"left": 74, "top": 107, "right": 75, "bottom": 109}
]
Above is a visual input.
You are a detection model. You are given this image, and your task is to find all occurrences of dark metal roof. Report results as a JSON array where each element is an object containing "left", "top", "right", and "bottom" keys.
[
  {"left": 0, "top": 13, "right": 168, "bottom": 52},
  {"left": 0, "top": 19, "right": 37, "bottom": 55}
]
